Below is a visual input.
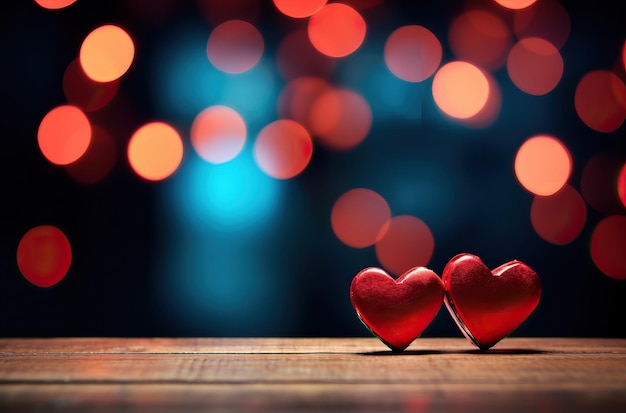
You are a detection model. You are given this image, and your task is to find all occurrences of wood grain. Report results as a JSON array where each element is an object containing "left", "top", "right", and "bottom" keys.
[{"left": 1, "top": 338, "right": 625, "bottom": 412}]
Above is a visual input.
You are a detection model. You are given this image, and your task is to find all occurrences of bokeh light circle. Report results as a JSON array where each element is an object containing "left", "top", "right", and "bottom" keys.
[
  {"left": 574, "top": 70, "right": 626, "bottom": 133},
  {"left": 530, "top": 184, "right": 586, "bottom": 245},
  {"left": 580, "top": 152, "right": 626, "bottom": 215},
  {"left": 309, "top": 87, "right": 372, "bottom": 151},
  {"left": 277, "top": 76, "right": 332, "bottom": 131},
  {"left": 65, "top": 125, "right": 117, "bottom": 185},
  {"left": 128, "top": 122, "right": 184, "bottom": 181},
  {"left": 16, "top": 225, "right": 72, "bottom": 288},
  {"left": 38, "top": 105, "right": 91, "bottom": 165},
  {"left": 513, "top": 0, "right": 570, "bottom": 50},
  {"left": 307, "top": 3, "right": 366, "bottom": 58},
  {"left": 63, "top": 59, "right": 119, "bottom": 112},
  {"left": 494, "top": 0, "right": 537, "bottom": 9},
  {"left": 432, "top": 61, "right": 489, "bottom": 119},
  {"left": 331, "top": 188, "right": 391, "bottom": 248},
  {"left": 514, "top": 135, "right": 571, "bottom": 196},
  {"left": 253, "top": 119, "right": 313, "bottom": 179},
  {"left": 190, "top": 105, "right": 246, "bottom": 164},
  {"left": 448, "top": 10, "right": 512, "bottom": 72},
  {"left": 207, "top": 20, "right": 264, "bottom": 74},
  {"left": 590, "top": 215, "right": 626, "bottom": 280},
  {"left": 507, "top": 37, "right": 563, "bottom": 96},
  {"left": 79, "top": 24, "right": 135, "bottom": 82},
  {"left": 273, "top": 0, "right": 328, "bottom": 18},
  {"left": 34, "top": 0, "right": 78, "bottom": 9},
  {"left": 459, "top": 71, "right": 502, "bottom": 129},
  {"left": 384, "top": 25, "right": 442, "bottom": 83},
  {"left": 375, "top": 215, "right": 434, "bottom": 277}
]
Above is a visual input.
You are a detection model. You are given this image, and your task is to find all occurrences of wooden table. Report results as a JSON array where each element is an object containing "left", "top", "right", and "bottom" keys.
[{"left": 1, "top": 337, "right": 625, "bottom": 412}]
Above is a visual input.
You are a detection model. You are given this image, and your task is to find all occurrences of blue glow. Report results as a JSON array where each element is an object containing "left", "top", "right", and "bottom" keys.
[
  {"left": 150, "top": 22, "right": 278, "bottom": 127},
  {"left": 336, "top": 51, "right": 426, "bottom": 122},
  {"left": 164, "top": 151, "right": 282, "bottom": 234},
  {"left": 155, "top": 232, "right": 297, "bottom": 335}
]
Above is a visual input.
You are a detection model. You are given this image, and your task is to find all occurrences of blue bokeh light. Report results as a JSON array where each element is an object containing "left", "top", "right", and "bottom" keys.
[
  {"left": 163, "top": 151, "right": 282, "bottom": 234},
  {"left": 156, "top": 234, "right": 296, "bottom": 336},
  {"left": 155, "top": 151, "right": 292, "bottom": 335},
  {"left": 337, "top": 51, "right": 427, "bottom": 123},
  {"left": 149, "top": 20, "right": 278, "bottom": 128}
]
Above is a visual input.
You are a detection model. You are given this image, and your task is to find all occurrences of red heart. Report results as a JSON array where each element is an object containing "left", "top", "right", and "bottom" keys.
[
  {"left": 442, "top": 253, "right": 541, "bottom": 350},
  {"left": 350, "top": 266, "right": 444, "bottom": 351}
]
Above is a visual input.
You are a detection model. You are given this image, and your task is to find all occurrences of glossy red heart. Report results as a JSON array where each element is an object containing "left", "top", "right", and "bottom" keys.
[
  {"left": 350, "top": 266, "right": 444, "bottom": 352},
  {"left": 442, "top": 253, "right": 541, "bottom": 350}
]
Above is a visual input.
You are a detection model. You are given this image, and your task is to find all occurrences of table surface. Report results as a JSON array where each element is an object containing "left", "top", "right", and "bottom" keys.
[{"left": 1, "top": 337, "right": 625, "bottom": 412}]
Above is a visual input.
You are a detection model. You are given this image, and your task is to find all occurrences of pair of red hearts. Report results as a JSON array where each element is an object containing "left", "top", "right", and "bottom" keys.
[{"left": 350, "top": 253, "right": 541, "bottom": 351}]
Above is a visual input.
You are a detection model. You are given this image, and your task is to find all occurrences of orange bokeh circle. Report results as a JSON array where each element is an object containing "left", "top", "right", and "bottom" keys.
[
  {"left": 331, "top": 188, "right": 391, "bottom": 248},
  {"left": 307, "top": 3, "right": 366, "bottom": 58}
]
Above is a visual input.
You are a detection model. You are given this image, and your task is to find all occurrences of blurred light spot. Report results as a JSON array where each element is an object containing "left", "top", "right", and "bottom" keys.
[
  {"left": 581, "top": 152, "right": 626, "bottom": 215},
  {"left": 375, "top": 215, "right": 434, "bottom": 277},
  {"left": 190, "top": 105, "right": 246, "bottom": 164},
  {"left": 619, "top": 162, "right": 626, "bottom": 208},
  {"left": 63, "top": 59, "right": 119, "bottom": 112},
  {"left": 514, "top": 135, "right": 571, "bottom": 196},
  {"left": 384, "top": 25, "right": 442, "bottom": 83},
  {"left": 307, "top": 3, "right": 366, "bottom": 58},
  {"left": 38, "top": 105, "right": 91, "bottom": 165},
  {"left": 514, "top": 0, "right": 570, "bottom": 49},
  {"left": 166, "top": 152, "right": 281, "bottom": 232},
  {"left": 494, "top": 0, "right": 537, "bottom": 9},
  {"left": 195, "top": 0, "right": 262, "bottom": 25},
  {"left": 448, "top": 10, "right": 512, "bottom": 72},
  {"left": 574, "top": 70, "right": 626, "bottom": 133},
  {"left": 152, "top": 26, "right": 277, "bottom": 127},
  {"left": 253, "top": 120, "right": 313, "bottom": 179},
  {"left": 273, "top": 0, "right": 327, "bottom": 18},
  {"left": 276, "top": 29, "right": 336, "bottom": 80},
  {"left": 531, "top": 184, "right": 586, "bottom": 245},
  {"left": 331, "top": 188, "right": 391, "bottom": 248},
  {"left": 16, "top": 225, "right": 72, "bottom": 288},
  {"left": 65, "top": 125, "right": 117, "bottom": 184},
  {"left": 207, "top": 20, "right": 264, "bottom": 74},
  {"left": 128, "top": 122, "right": 183, "bottom": 181},
  {"left": 80, "top": 24, "right": 135, "bottom": 82},
  {"left": 432, "top": 61, "right": 489, "bottom": 119},
  {"left": 335, "top": 52, "right": 424, "bottom": 122},
  {"left": 309, "top": 87, "right": 372, "bottom": 151},
  {"left": 34, "top": 0, "right": 78, "bottom": 9},
  {"left": 458, "top": 71, "right": 502, "bottom": 129},
  {"left": 590, "top": 215, "right": 626, "bottom": 280},
  {"left": 507, "top": 37, "right": 563, "bottom": 96},
  {"left": 277, "top": 76, "right": 332, "bottom": 131}
]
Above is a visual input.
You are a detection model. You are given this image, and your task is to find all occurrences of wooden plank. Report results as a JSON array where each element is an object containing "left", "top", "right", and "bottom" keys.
[
  {"left": 0, "top": 337, "right": 385, "bottom": 355},
  {"left": 1, "top": 383, "right": 625, "bottom": 413},
  {"left": 1, "top": 338, "right": 625, "bottom": 412},
  {"left": 1, "top": 351, "right": 625, "bottom": 384},
  {"left": 1, "top": 337, "right": 624, "bottom": 354}
]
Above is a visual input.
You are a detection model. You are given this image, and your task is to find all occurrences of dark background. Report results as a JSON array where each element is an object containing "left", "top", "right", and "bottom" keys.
[{"left": 1, "top": 0, "right": 625, "bottom": 339}]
